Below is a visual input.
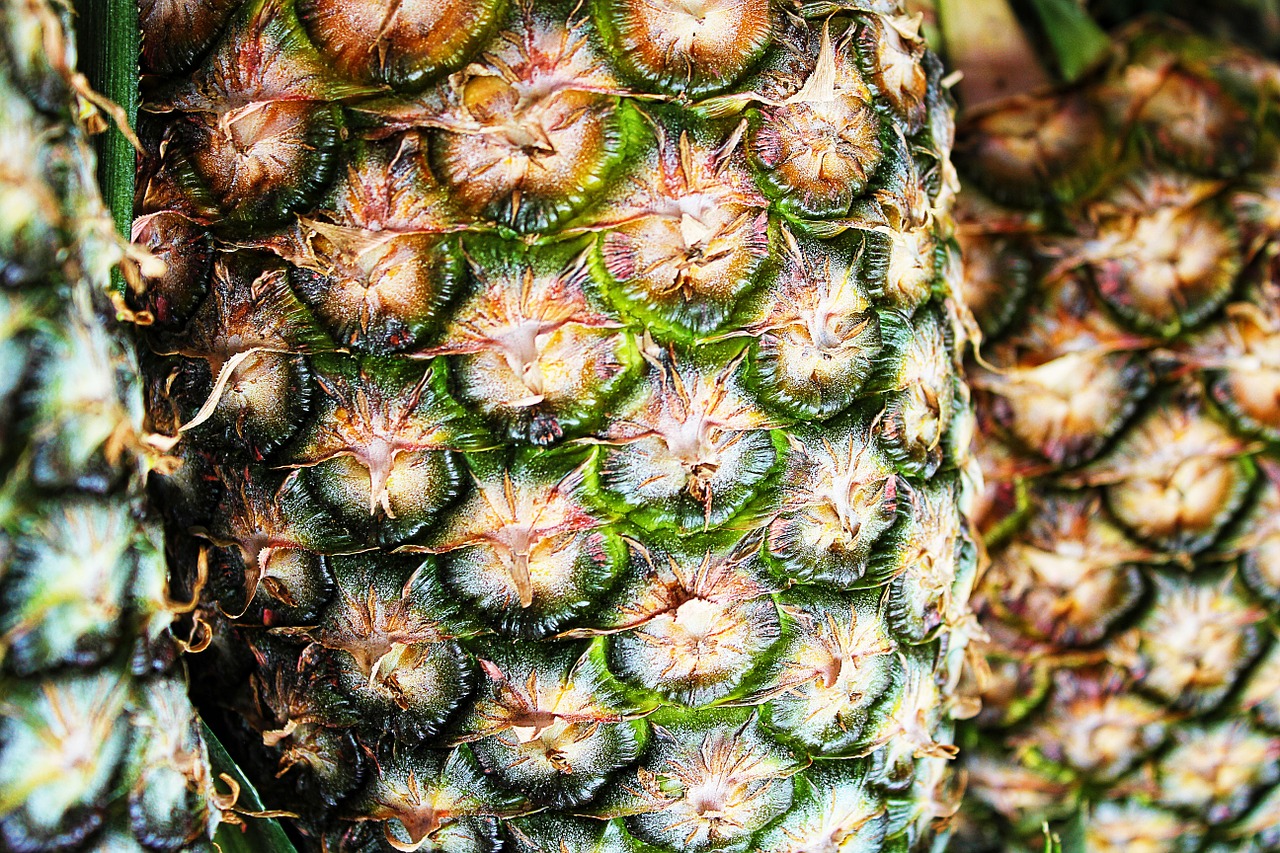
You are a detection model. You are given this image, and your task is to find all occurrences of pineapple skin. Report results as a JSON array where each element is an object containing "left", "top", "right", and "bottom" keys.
[
  {"left": 132, "top": 0, "right": 977, "bottom": 845},
  {"left": 0, "top": 0, "right": 215, "bottom": 850},
  {"left": 953, "top": 19, "right": 1280, "bottom": 853},
  {"left": 132, "top": 0, "right": 978, "bottom": 850}
]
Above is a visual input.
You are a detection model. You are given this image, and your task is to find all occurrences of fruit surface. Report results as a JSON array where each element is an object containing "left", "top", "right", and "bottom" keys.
[
  {"left": 936, "top": 5, "right": 1280, "bottom": 850},
  {"left": 0, "top": 0, "right": 214, "bottom": 849},
  {"left": 131, "top": 0, "right": 977, "bottom": 849}
]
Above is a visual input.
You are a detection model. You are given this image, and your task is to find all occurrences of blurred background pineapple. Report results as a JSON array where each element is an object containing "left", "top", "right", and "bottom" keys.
[{"left": 918, "top": 0, "right": 1280, "bottom": 849}]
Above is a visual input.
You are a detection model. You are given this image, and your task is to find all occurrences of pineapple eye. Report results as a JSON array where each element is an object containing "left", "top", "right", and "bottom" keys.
[
  {"left": 1235, "top": 468, "right": 1280, "bottom": 605},
  {"left": 974, "top": 272, "right": 1158, "bottom": 468},
  {"left": 859, "top": 652, "right": 957, "bottom": 774},
  {"left": 957, "top": 92, "right": 1106, "bottom": 207},
  {"left": 763, "top": 590, "right": 897, "bottom": 755},
  {"left": 1135, "top": 574, "right": 1265, "bottom": 714},
  {"left": 624, "top": 716, "right": 798, "bottom": 853},
  {"left": 168, "top": 102, "right": 342, "bottom": 227},
  {"left": 1155, "top": 722, "right": 1280, "bottom": 823},
  {"left": 595, "top": 358, "right": 779, "bottom": 532},
  {"left": 208, "top": 468, "right": 349, "bottom": 620},
  {"left": 260, "top": 694, "right": 363, "bottom": 805},
  {"left": 289, "top": 231, "right": 462, "bottom": 353},
  {"left": 1207, "top": 302, "right": 1280, "bottom": 442},
  {"left": 955, "top": 203, "right": 1036, "bottom": 337},
  {"left": 436, "top": 244, "right": 640, "bottom": 445},
  {"left": 876, "top": 310, "right": 956, "bottom": 478},
  {"left": 0, "top": 675, "right": 133, "bottom": 848},
  {"left": 983, "top": 495, "right": 1145, "bottom": 646},
  {"left": 1100, "top": 401, "right": 1254, "bottom": 552},
  {"left": 139, "top": 0, "right": 239, "bottom": 74},
  {"left": 294, "top": 555, "right": 474, "bottom": 737},
  {"left": 1117, "top": 64, "right": 1256, "bottom": 178},
  {"left": 130, "top": 211, "right": 213, "bottom": 330},
  {"left": 432, "top": 459, "right": 626, "bottom": 638},
  {"left": 428, "top": 19, "right": 632, "bottom": 233},
  {"left": 304, "top": 449, "right": 462, "bottom": 538},
  {"left": 166, "top": 257, "right": 320, "bottom": 457},
  {"left": 609, "top": 584, "right": 780, "bottom": 706},
  {"left": 594, "top": 135, "right": 772, "bottom": 339},
  {"left": 2, "top": 501, "right": 135, "bottom": 674},
  {"left": 464, "top": 646, "right": 640, "bottom": 808},
  {"left": 750, "top": 26, "right": 884, "bottom": 221},
  {"left": 349, "top": 746, "right": 519, "bottom": 851},
  {"left": 980, "top": 349, "right": 1154, "bottom": 467},
  {"left": 297, "top": 0, "right": 503, "bottom": 88},
  {"left": 880, "top": 227, "right": 938, "bottom": 311},
  {"left": 858, "top": 14, "right": 930, "bottom": 132},
  {"left": 593, "top": 0, "right": 774, "bottom": 97},
  {"left": 1242, "top": 643, "right": 1280, "bottom": 731},
  {"left": 603, "top": 540, "right": 779, "bottom": 706},
  {"left": 753, "top": 97, "right": 883, "bottom": 219},
  {"left": 1085, "top": 174, "right": 1240, "bottom": 338},
  {"left": 1026, "top": 671, "right": 1167, "bottom": 783},
  {"left": 884, "top": 483, "right": 967, "bottom": 644},
  {"left": 280, "top": 138, "right": 464, "bottom": 352},
  {"left": 754, "top": 762, "right": 889, "bottom": 853},
  {"left": 287, "top": 356, "right": 468, "bottom": 544},
  {"left": 748, "top": 237, "right": 889, "bottom": 420},
  {"left": 1243, "top": 515, "right": 1280, "bottom": 604},
  {"left": 766, "top": 424, "right": 900, "bottom": 587}
]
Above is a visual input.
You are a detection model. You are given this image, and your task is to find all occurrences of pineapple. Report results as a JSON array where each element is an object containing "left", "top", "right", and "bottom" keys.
[
  {"left": 927, "top": 0, "right": 1280, "bottom": 849},
  {"left": 128, "top": 0, "right": 978, "bottom": 850},
  {"left": 0, "top": 0, "right": 214, "bottom": 849}
]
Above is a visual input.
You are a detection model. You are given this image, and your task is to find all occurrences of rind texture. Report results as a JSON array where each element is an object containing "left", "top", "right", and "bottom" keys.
[
  {"left": 952, "top": 21, "right": 1280, "bottom": 853},
  {"left": 134, "top": 1, "right": 976, "bottom": 850}
]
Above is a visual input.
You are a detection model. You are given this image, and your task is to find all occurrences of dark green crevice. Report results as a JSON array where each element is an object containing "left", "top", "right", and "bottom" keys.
[{"left": 204, "top": 723, "right": 302, "bottom": 853}]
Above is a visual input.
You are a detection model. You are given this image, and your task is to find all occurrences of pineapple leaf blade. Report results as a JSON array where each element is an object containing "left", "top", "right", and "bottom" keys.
[
  {"left": 204, "top": 722, "right": 300, "bottom": 853},
  {"left": 72, "top": 0, "right": 139, "bottom": 240},
  {"left": 1027, "top": 0, "right": 1112, "bottom": 81}
]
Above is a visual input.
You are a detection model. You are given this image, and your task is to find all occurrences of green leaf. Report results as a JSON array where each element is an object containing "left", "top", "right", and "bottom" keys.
[
  {"left": 203, "top": 722, "right": 300, "bottom": 853},
  {"left": 73, "top": 0, "right": 138, "bottom": 239},
  {"left": 1027, "top": 0, "right": 1112, "bottom": 82},
  {"left": 1057, "top": 808, "right": 1089, "bottom": 853}
]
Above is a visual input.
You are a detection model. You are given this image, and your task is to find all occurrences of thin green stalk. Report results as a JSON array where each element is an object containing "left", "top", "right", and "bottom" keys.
[{"left": 74, "top": 0, "right": 138, "bottom": 240}]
